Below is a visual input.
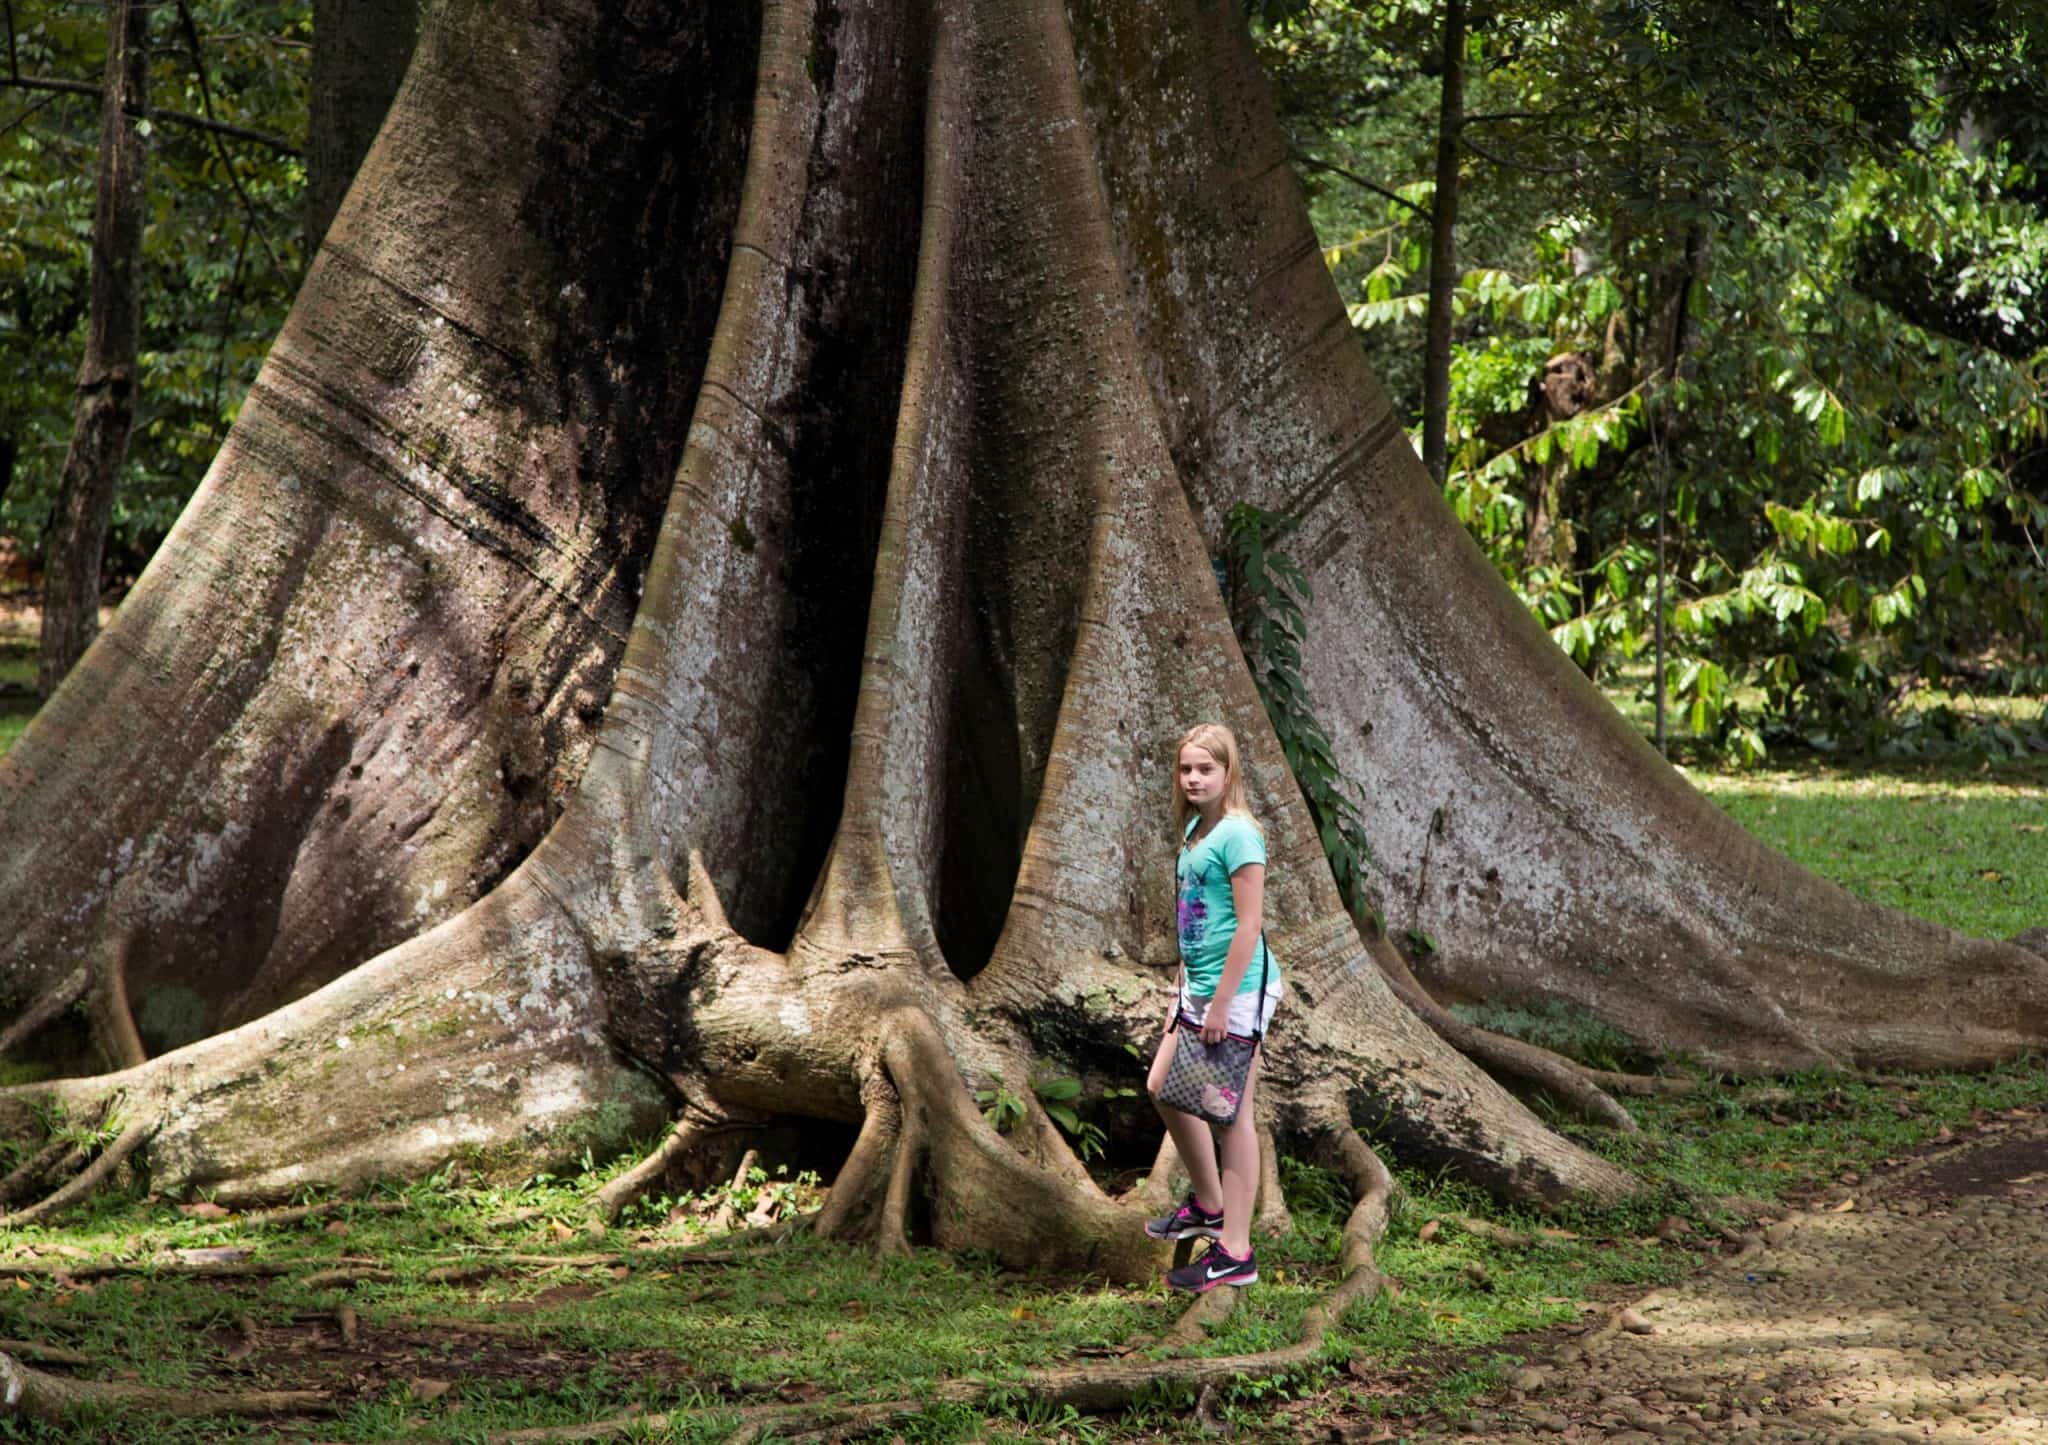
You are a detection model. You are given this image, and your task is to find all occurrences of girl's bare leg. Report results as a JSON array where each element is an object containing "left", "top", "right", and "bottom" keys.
[
  {"left": 1148, "top": 1029, "right": 1224, "bottom": 1212},
  {"left": 1217, "top": 1053, "right": 1261, "bottom": 1257}
]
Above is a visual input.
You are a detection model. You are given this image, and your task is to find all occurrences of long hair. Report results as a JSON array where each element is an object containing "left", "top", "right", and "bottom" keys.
[{"left": 1170, "top": 722, "right": 1263, "bottom": 841}]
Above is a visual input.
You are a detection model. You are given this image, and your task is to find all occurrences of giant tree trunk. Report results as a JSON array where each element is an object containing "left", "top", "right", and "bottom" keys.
[
  {"left": 306, "top": 0, "right": 420, "bottom": 254},
  {"left": 36, "top": 0, "right": 148, "bottom": 696},
  {"left": 3, "top": 0, "right": 2044, "bottom": 1279}
]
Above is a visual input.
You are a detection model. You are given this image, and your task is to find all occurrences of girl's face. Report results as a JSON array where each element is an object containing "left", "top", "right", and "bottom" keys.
[{"left": 1178, "top": 744, "right": 1226, "bottom": 808}]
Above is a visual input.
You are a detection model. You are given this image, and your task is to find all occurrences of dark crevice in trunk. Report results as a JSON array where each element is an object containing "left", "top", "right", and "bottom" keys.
[
  {"left": 716, "top": 3, "right": 933, "bottom": 952},
  {"left": 529, "top": 2, "right": 763, "bottom": 647},
  {"left": 931, "top": 636, "right": 1023, "bottom": 983}
]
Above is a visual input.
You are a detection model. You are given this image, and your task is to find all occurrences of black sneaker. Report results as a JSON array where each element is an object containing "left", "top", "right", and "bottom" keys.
[
  {"left": 1144, "top": 1192, "right": 1224, "bottom": 1242},
  {"left": 1167, "top": 1242, "right": 1258, "bottom": 1292}
]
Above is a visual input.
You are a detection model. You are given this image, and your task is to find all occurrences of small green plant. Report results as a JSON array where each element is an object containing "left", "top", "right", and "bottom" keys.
[
  {"left": 1031, "top": 1074, "right": 1107, "bottom": 1161},
  {"left": 975, "top": 1084, "right": 1026, "bottom": 1134},
  {"left": 1225, "top": 502, "right": 1378, "bottom": 911}
]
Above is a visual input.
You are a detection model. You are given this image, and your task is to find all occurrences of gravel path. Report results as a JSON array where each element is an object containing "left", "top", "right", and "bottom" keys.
[{"left": 1420, "top": 1113, "right": 2048, "bottom": 1442}]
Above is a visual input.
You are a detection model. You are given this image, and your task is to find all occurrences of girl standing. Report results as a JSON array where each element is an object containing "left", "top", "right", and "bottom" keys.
[{"left": 1144, "top": 722, "right": 1284, "bottom": 1291}]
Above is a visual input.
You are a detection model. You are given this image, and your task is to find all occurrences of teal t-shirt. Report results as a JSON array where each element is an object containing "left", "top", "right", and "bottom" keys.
[{"left": 1175, "top": 813, "right": 1278, "bottom": 997}]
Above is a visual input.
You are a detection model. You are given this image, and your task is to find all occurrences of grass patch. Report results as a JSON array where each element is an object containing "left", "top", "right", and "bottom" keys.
[
  {"left": 1685, "top": 754, "right": 2048, "bottom": 940},
  {"left": 7, "top": 1039, "right": 2047, "bottom": 1442}
]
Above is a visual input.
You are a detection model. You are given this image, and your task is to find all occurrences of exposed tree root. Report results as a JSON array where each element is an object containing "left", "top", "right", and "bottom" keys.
[
  {"left": 97, "top": 943, "right": 148, "bottom": 1070},
  {"left": 0, "top": 1137, "right": 75, "bottom": 1208},
  {"left": 1159, "top": 1284, "right": 1239, "bottom": 1348},
  {"left": 0, "top": 1352, "right": 332, "bottom": 1423},
  {"left": 378, "top": 1315, "right": 537, "bottom": 1340},
  {"left": 0, "top": 1254, "right": 372, "bottom": 1282},
  {"left": 235, "top": 1198, "right": 413, "bottom": 1230},
  {"left": 298, "top": 1252, "right": 663, "bottom": 1291},
  {"left": 1130, "top": 1133, "right": 1180, "bottom": 1214},
  {"left": 507, "top": 1118, "right": 1397, "bottom": 1445},
  {"left": 1448, "top": 1215, "right": 1579, "bottom": 1247},
  {"left": 478, "top": 1411, "right": 675, "bottom": 1443},
  {"left": 0, "top": 1114, "right": 152, "bottom": 1228},
  {"left": 1574, "top": 1065, "right": 1696, "bottom": 1097},
  {"left": 586, "top": 1115, "right": 726, "bottom": 1226},
  {"left": 876, "top": 1105, "right": 923, "bottom": 1260},
  {"left": 0, "top": 1341, "right": 92, "bottom": 1367},
  {"left": 1255, "top": 1122, "right": 1294, "bottom": 1237},
  {"left": 0, "top": 965, "right": 87, "bottom": 1059},
  {"left": 1372, "top": 951, "right": 1638, "bottom": 1131},
  {"left": 813, "top": 1073, "right": 902, "bottom": 1242}
]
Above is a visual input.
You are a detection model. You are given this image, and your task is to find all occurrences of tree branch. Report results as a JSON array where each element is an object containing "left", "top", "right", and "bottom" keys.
[
  {"left": 0, "top": 74, "right": 299, "bottom": 154},
  {"left": 1461, "top": 132, "right": 1578, "bottom": 176},
  {"left": 171, "top": 0, "right": 284, "bottom": 273},
  {"left": 1292, "top": 151, "right": 1431, "bottom": 220},
  {"left": 1463, "top": 109, "right": 1567, "bottom": 126}
]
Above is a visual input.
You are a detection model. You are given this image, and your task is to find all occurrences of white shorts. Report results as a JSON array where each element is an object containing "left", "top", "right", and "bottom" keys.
[{"left": 1178, "top": 978, "right": 1284, "bottom": 1038}]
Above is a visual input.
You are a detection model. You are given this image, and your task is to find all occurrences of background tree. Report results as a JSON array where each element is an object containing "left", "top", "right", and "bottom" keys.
[
  {"left": 1, "top": 0, "right": 306, "bottom": 668},
  {"left": 1270, "top": 0, "right": 2048, "bottom": 762},
  {"left": 34, "top": 0, "right": 146, "bottom": 692}
]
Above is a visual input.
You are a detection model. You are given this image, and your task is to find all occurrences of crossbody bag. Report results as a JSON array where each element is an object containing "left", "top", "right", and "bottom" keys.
[{"left": 1152, "top": 937, "right": 1270, "bottom": 1128}]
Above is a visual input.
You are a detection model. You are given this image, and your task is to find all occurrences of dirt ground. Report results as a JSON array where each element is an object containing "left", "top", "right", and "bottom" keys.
[{"left": 1387, "top": 1106, "right": 2048, "bottom": 1443}]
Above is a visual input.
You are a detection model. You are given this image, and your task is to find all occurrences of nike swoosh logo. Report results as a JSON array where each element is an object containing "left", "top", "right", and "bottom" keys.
[{"left": 1206, "top": 1260, "right": 1241, "bottom": 1279}]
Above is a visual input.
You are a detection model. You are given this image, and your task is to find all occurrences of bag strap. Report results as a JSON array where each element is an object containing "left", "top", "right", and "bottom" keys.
[{"left": 1248, "top": 934, "right": 1271, "bottom": 1046}]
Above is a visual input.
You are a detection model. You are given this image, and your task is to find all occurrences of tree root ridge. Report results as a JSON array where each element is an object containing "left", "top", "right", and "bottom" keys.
[
  {"left": 587, "top": 1114, "right": 730, "bottom": 1225},
  {"left": 1372, "top": 950, "right": 1637, "bottom": 1132},
  {"left": 0, "top": 965, "right": 88, "bottom": 1061},
  {"left": 0, "top": 1113, "right": 153, "bottom": 1228},
  {"left": 0, "top": 1352, "right": 333, "bottom": 1423},
  {"left": 0, "top": 1136, "right": 77, "bottom": 1209}
]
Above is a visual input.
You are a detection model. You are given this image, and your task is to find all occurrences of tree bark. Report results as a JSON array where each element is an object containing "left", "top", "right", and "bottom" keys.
[
  {"left": 36, "top": 0, "right": 148, "bottom": 696},
  {"left": 306, "top": 0, "right": 420, "bottom": 255},
  {"left": 1420, "top": 0, "right": 1465, "bottom": 484},
  {"left": 1, "top": 0, "right": 2042, "bottom": 1278},
  {"left": 0, "top": 0, "right": 758, "bottom": 1065}
]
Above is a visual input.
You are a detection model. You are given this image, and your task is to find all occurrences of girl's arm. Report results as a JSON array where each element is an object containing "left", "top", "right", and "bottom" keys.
[{"left": 1201, "top": 862, "right": 1264, "bottom": 1043}]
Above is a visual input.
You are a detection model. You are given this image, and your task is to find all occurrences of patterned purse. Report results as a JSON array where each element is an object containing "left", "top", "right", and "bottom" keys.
[{"left": 1152, "top": 943, "right": 1270, "bottom": 1128}]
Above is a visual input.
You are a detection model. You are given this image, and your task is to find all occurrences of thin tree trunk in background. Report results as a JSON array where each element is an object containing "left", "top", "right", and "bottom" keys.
[
  {"left": 37, "top": 0, "right": 147, "bottom": 697},
  {"left": 1421, "top": 0, "right": 1465, "bottom": 484},
  {"left": 305, "top": 0, "right": 418, "bottom": 254}
]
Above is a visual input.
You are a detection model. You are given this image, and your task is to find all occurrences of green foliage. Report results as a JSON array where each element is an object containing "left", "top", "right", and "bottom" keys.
[
  {"left": 1224, "top": 502, "right": 1377, "bottom": 910},
  {"left": 1266, "top": 0, "right": 2048, "bottom": 764},
  {"left": 974, "top": 1083, "right": 1025, "bottom": 1134},
  {"left": 1, "top": 0, "right": 309, "bottom": 571},
  {"left": 1031, "top": 1072, "right": 1115, "bottom": 1162},
  {"left": 980, "top": 1071, "right": 1126, "bottom": 1161}
]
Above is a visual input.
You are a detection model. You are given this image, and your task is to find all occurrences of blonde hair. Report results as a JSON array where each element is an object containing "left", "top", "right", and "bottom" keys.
[{"left": 1171, "top": 722, "right": 1263, "bottom": 841}]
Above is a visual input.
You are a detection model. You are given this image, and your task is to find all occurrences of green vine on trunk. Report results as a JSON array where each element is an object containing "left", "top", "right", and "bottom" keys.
[{"left": 1224, "top": 502, "right": 1379, "bottom": 919}]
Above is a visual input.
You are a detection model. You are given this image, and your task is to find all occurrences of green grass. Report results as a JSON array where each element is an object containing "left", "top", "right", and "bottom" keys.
[
  {"left": 7, "top": 1038, "right": 2047, "bottom": 1443},
  {"left": 1686, "top": 756, "right": 2048, "bottom": 940}
]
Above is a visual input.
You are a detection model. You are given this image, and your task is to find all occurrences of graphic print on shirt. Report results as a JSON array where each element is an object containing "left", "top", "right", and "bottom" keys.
[{"left": 1177, "top": 861, "right": 1211, "bottom": 954}]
